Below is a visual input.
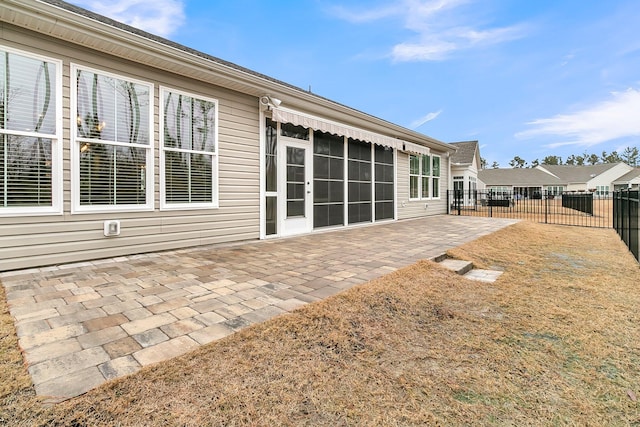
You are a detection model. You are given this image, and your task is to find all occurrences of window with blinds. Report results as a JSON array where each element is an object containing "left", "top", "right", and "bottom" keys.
[
  {"left": 73, "top": 65, "right": 152, "bottom": 211},
  {"left": 161, "top": 87, "right": 218, "bottom": 209},
  {"left": 0, "top": 47, "right": 61, "bottom": 214}
]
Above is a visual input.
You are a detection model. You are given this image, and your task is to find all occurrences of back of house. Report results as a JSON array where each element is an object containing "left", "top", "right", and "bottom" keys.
[{"left": 0, "top": 0, "right": 454, "bottom": 271}]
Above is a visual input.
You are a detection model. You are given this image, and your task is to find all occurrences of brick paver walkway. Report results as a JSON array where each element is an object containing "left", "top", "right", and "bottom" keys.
[{"left": 1, "top": 215, "right": 516, "bottom": 400}]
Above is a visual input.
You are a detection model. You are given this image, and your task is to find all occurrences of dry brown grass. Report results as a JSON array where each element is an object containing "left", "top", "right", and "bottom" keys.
[{"left": 2, "top": 221, "right": 640, "bottom": 426}]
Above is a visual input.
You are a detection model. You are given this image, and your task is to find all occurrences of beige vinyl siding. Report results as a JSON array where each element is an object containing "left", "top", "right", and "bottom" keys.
[
  {"left": 0, "top": 24, "right": 260, "bottom": 271},
  {"left": 396, "top": 150, "right": 448, "bottom": 220}
]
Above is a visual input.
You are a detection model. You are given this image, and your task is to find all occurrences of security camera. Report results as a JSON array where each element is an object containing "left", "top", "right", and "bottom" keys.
[{"left": 270, "top": 97, "right": 282, "bottom": 107}]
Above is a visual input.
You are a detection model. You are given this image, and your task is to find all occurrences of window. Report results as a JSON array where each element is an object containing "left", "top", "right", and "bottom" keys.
[
  {"left": 595, "top": 185, "right": 609, "bottom": 197},
  {"left": 421, "top": 154, "right": 431, "bottom": 198},
  {"left": 0, "top": 47, "right": 61, "bottom": 215},
  {"left": 73, "top": 65, "right": 153, "bottom": 212},
  {"left": 432, "top": 155, "right": 441, "bottom": 198},
  {"left": 489, "top": 186, "right": 510, "bottom": 198},
  {"left": 281, "top": 122, "right": 309, "bottom": 140},
  {"left": 409, "top": 154, "right": 436, "bottom": 199},
  {"left": 161, "top": 87, "right": 218, "bottom": 209},
  {"left": 409, "top": 155, "right": 420, "bottom": 199},
  {"left": 265, "top": 118, "right": 277, "bottom": 235},
  {"left": 546, "top": 186, "right": 563, "bottom": 196}
]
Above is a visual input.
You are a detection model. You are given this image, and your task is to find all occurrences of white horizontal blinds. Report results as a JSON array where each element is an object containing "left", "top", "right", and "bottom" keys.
[
  {"left": 76, "top": 69, "right": 151, "bottom": 206},
  {"left": 0, "top": 50, "right": 56, "bottom": 207},
  {"left": 162, "top": 89, "right": 217, "bottom": 205}
]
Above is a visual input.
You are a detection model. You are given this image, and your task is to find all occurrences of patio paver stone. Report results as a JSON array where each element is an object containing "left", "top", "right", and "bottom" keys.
[{"left": 1, "top": 215, "right": 516, "bottom": 400}]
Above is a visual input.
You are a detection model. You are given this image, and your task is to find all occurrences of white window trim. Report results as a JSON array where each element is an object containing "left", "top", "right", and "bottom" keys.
[
  {"left": 0, "top": 45, "right": 63, "bottom": 217},
  {"left": 159, "top": 86, "right": 219, "bottom": 211},
  {"left": 70, "top": 63, "right": 154, "bottom": 214},
  {"left": 409, "top": 154, "right": 437, "bottom": 200}
]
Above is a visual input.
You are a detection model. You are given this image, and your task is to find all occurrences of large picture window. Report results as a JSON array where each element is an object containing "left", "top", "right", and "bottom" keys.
[
  {"left": 73, "top": 65, "right": 153, "bottom": 212},
  {"left": 161, "top": 87, "right": 218, "bottom": 209},
  {"left": 0, "top": 47, "right": 61, "bottom": 215}
]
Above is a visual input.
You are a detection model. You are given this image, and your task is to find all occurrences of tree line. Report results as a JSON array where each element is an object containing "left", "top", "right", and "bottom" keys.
[{"left": 481, "top": 146, "right": 640, "bottom": 169}]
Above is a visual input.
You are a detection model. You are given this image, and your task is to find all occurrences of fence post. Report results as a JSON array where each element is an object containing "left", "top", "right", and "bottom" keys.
[
  {"left": 544, "top": 191, "right": 549, "bottom": 224},
  {"left": 488, "top": 191, "right": 493, "bottom": 218}
]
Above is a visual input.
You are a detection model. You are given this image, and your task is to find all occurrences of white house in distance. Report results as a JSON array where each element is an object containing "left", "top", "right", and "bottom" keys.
[
  {"left": 478, "top": 162, "right": 634, "bottom": 198},
  {"left": 0, "top": 0, "right": 457, "bottom": 271},
  {"left": 612, "top": 168, "right": 640, "bottom": 190},
  {"left": 537, "top": 163, "right": 634, "bottom": 196},
  {"left": 449, "top": 141, "right": 480, "bottom": 205}
]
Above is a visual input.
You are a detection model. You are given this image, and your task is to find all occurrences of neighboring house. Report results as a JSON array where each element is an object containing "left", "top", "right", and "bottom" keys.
[
  {"left": 477, "top": 168, "right": 564, "bottom": 199},
  {"left": 612, "top": 168, "right": 640, "bottom": 190},
  {"left": 537, "top": 163, "right": 633, "bottom": 196},
  {"left": 0, "top": 0, "right": 456, "bottom": 271},
  {"left": 477, "top": 162, "right": 634, "bottom": 199},
  {"left": 449, "top": 141, "right": 480, "bottom": 205}
]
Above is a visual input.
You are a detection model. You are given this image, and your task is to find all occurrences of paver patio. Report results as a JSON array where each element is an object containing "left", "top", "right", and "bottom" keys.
[{"left": 1, "top": 215, "right": 516, "bottom": 400}]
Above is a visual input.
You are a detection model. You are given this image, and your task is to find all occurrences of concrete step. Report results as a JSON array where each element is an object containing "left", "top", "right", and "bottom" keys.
[
  {"left": 438, "top": 258, "right": 474, "bottom": 275},
  {"left": 435, "top": 256, "right": 504, "bottom": 283}
]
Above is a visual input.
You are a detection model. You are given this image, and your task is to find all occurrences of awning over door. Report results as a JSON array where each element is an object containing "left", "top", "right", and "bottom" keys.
[{"left": 271, "top": 107, "right": 429, "bottom": 155}]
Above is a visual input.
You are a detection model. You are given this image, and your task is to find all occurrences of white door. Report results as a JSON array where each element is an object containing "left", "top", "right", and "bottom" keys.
[{"left": 279, "top": 139, "right": 313, "bottom": 236}]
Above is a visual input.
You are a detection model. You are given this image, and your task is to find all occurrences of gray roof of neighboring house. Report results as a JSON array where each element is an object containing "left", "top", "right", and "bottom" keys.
[
  {"left": 613, "top": 168, "right": 640, "bottom": 183},
  {"left": 478, "top": 168, "right": 563, "bottom": 186},
  {"left": 537, "top": 163, "right": 623, "bottom": 183},
  {"left": 27, "top": 0, "right": 452, "bottom": 152},
  {"left": 450, "top": 141, "right": 478, "bottom": 165}
]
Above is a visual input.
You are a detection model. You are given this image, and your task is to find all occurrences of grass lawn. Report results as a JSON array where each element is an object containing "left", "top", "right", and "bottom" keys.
[{"left": 1, "top": 221, "right": 639, "bottom": 425}]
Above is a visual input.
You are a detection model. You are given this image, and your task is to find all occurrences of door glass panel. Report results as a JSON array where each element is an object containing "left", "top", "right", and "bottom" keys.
[
  {"left": 266, "top": 195, "right": 277, "bottom": 235},
  {"left": 286, "top": 146, "right": 305, "bottom": 218}
]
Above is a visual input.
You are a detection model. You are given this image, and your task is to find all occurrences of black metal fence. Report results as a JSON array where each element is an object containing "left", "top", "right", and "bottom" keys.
[
  {"left": 613, "top": 189, "right": 639, "bottom": 262},
  {"left": 447, "top": 190, "right": 613, "bottom": 228}
]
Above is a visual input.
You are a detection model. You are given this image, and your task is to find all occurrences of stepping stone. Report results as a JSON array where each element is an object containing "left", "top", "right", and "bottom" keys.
[{"left": 438, "top": 259, "right": 474, "bottom": 275}]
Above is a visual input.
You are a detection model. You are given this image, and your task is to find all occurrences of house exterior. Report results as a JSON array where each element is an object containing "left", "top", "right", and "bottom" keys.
[
  {"left": 449, "top": 141, "right": 480, "bottom": 205},
  {"left": 477, "top": 168, "right": 564, "bottom": 198},
  {"left": 537, "top": 163, "right": 633, "bottom": 196},
  {"left": 478, "top": 162, "right": 634, "bottom": 199},
  {"left": 612, "top": 168, "right": 640, "bottom": 190},
  {"left": 0, "top": 0, "right": 455, "bottom": 271}
]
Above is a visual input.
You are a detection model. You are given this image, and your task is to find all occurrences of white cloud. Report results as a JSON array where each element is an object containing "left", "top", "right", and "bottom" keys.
[
  {"left": 328, "top": 4, "right": 403, "bottom": 23},
  {"left": 515, "top": 88, "right": 640, "bottom": 148},
  {"left": 69, "top": 0, "right": 185, "bottom": 38},
  {"left": 330, "top": 0, "right": 526, "bottom": 62},
  {"left": 410, "top": 110, "right": 442, "bottom": 128}
]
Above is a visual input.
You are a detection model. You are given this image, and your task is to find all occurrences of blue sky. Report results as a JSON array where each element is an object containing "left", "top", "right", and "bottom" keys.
[{"left": 68, "top": 0, "right": 640, "bottom": 167}]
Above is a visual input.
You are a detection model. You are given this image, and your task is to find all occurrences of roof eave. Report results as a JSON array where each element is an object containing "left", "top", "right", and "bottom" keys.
[{"left": 3, "top": 0, "right": 453, "bottom": 152}]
